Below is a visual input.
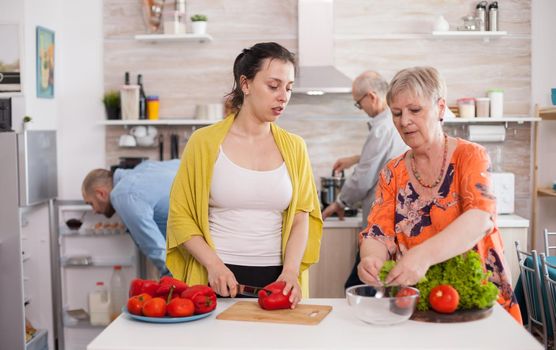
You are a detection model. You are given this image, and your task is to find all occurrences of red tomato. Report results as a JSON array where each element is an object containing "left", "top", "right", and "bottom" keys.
[
  {"left": 395, "top": 287, "right": 418, "bottom": 309},
  {"left": 429, "top": 285, "right": 460, "bottom": 314},
  {"left": 142, "top": 297, "right": 167, "bottom": 317},
  {"left": 167, "top": 297, "right": 195, "bottom": 317},
  {"left": 127, "top": 293, "right": 152, "bottom": 315}
]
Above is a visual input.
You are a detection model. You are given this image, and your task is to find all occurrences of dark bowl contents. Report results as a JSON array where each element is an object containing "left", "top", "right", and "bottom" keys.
[{"left": 66, "top": 219, "right": 83, "bottom": 230}]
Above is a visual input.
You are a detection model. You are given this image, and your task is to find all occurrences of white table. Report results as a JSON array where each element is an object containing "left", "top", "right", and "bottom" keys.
[{"left": 87, "top": 299, "right": 541, "bottom": 350}]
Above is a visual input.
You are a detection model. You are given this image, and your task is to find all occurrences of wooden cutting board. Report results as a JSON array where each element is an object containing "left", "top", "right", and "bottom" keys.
[
  {"left": 216, "top": 301, "right": 332, "bottom": 325},
  {"left": 411, "top": 306, "right": 493, "bottom": 323}
]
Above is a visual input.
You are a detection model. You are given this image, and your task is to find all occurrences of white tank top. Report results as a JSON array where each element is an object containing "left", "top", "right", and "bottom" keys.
[{"left": 209, "top": 146, "right": 292, "bottom": 266}]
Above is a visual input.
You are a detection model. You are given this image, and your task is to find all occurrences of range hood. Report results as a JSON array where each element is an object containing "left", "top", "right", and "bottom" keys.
[{"left": 295, "top": 0, "right": 352, "bottom": 95}]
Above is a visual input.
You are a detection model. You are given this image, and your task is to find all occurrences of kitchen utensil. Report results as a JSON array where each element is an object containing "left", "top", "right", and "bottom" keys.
[
  {"left": 170, "top": 133, "right": 179, "bottom": 159},
  {"left": 411, "top": 306, "right": 493, "bottom": 323},
  {"left": 136, "top": 135, "right": 156, "bottom": 147},
  {"left": 65, "top": 218, "right": 83, "bottom": 230},
  {"left": 122, "top": 306, "right": 213, "bottom": 323},
  {"left": 320, "top": 169, "right": 345, "bottom": 208},
  {"left": 216, "top": 301, "right": 332, "bottom": 325},
  {"left": 158, "top": 134, "right": 164, "bottom": 160},
  {"left": 118, "top": 157, "right": 148, "bottom": 169},
  {"left": 237, "top": 284, "right": 270, "bottom": 298},
  {"left": 130, "top": 126, "right": 147, "bottom": 138},
  {"left": 345, "top": 285, "right": 419, "bottom": 326},
  {"left": 118, "top": 134, "right": 136, "bottom": 147}
]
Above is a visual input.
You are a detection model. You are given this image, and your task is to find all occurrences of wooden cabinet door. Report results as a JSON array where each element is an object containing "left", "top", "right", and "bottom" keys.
[{"left": 309, "top": 228, "right": 359, "bottom": 298}]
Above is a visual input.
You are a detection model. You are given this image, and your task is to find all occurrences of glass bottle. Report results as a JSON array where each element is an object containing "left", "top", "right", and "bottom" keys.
[{"left": 138, "top": 74, "right": 147, "bottom": 120}]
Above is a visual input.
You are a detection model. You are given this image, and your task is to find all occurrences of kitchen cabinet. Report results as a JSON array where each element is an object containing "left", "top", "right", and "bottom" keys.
[
  {"left": 54, "top": 200, "right": 140, "bottom": 350},
  {"left": 532, "top": 106, "right": 556, "bottom": 250},
  {"left": 309, "top": 217, "right": 361, "bottom": 298},
  {"left": 311, "top": 215, "right": 529, "bottom": 297}
]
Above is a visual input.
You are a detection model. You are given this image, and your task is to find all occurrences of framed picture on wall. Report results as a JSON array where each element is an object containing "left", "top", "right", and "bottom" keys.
[
  {"left": 36, "top": 26, "right": 55, "bottom": 98},
  {"left": 0, "top": 23, "right": 22, "bottom": 92}
]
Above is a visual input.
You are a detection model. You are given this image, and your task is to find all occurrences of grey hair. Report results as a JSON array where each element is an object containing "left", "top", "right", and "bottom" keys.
[
  {"left": 82, "top": 169, "right": 113, "bottom": 194},
  {"left": 386, "top": 66, "right": 447, "bottom": 106},
  {"left": 352, "top": 71, "right": 389, "bottom": 100}
]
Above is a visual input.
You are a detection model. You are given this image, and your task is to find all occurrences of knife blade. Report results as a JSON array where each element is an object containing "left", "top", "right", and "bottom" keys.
[{"left": 237, "top": 284, "right": 269, "bottom": 298}]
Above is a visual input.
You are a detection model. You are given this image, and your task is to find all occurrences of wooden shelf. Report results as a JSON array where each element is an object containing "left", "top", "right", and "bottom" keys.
[
  {"left": 134, "top": 33, "right": 213, "bottom": 43},
  {"left": 99, "top": 119, "right": 217, "bottom": 126},
  {"left": 432, "top": 31, "right": 508, "bottom": 39},
  {"left": 537, "top": 106, "right": 556, "bottom": 120},
  {"left": 538, "top": 187, "right": 556, "bottom": 197}
]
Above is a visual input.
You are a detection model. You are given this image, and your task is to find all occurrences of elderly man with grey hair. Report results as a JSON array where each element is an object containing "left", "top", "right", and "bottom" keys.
[{"left": 322, "top": 70, "right": 409, "bottom": 288}]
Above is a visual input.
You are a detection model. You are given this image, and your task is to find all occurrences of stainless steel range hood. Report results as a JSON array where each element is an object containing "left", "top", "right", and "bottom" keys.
[{"left": 295, "top": 0, "right": 352, "bottom": 95}]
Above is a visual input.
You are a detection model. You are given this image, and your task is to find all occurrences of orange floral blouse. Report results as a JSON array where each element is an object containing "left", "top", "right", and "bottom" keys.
[{"left": 361, "top": 138, "right": 522, "bottom": 323}]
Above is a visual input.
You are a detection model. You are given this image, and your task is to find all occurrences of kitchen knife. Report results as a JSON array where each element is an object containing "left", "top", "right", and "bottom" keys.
[{"left": 237, "top": 284, "right": 269, "bottom": 298}]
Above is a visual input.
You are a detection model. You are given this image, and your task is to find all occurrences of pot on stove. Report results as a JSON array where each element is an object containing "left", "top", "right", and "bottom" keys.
[{"left": 320, "top": 170, "right": 345, "bottom": 208}]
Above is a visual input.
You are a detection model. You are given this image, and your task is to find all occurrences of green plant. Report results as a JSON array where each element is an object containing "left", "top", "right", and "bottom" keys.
[
  {"left": 190, "top": 14, "right": 207, "bottom": 22},
  {"left": 23, "top": 115, "right": 32, "bottom": 123},
  {"left": 102, "top": 90, "right": 120, "bottom": 108}
]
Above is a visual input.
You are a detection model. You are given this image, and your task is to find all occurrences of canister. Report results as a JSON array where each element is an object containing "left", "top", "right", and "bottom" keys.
[
  {"left": 457, "top": 98, "right": 476, "bottom": 119},
  {"left": 475, "top": 97, "right": 490, "bottom": 118},
  {"left": 120, "top": 85, "right": 140, "bottom": 120},
  {"left": 488, "top": 89, "right": 504, "bottom": 118}
]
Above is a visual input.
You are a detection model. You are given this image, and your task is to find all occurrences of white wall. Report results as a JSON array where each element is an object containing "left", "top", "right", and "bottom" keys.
[
  {"left": 56, "top": 0, "right": 105, "bottom": 199},
  {"left": 22, "top": 0, "right": 61, "bottom": 130},
  {"left": 531, "top": 0, "right": 556, "bottom": 250}
]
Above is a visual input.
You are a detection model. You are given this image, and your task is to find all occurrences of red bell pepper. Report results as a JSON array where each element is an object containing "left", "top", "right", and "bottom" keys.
[
  {"left": 128, "top": 278, "right": 160, "bottom": 297},
  {"left": 181, "top": 285, "right": 217, "bottom": 314},
  {"left": 156, "top": 276, "right": 189, "bottom": 299},
  {"left": 258, "top": 281, "right": 292, "bottom": 310}
]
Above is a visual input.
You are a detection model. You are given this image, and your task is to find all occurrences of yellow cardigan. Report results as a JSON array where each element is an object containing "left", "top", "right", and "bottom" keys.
[{"left": 166, "top": 115, "right": 323, "bottom": 297}]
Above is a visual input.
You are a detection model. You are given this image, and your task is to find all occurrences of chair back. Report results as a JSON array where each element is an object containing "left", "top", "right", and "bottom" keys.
[
  {"left": 544, "top": 228, "right": 556, "bottom": 257},
  {"left": 515, "top": 241, "right": 548, "bottom": 348},
  {"left": 541, "top": 253, "right": 556, "bottom": 346}
]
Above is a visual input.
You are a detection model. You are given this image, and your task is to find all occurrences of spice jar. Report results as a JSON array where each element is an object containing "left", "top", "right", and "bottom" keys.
[
  {"left": 475, "top": 97, "right": 490, "bottom": 118},
  {"left": 146, "top": 96, "right": 160, "bottom": 120},
  {"left": 457, "top": 98, "right": 476, "bottom": 119}
]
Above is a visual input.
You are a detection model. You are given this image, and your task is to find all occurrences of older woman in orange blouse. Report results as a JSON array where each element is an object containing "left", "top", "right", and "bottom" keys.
[{"left": 357, "top": 66, "right": 522, "bottom": 323}]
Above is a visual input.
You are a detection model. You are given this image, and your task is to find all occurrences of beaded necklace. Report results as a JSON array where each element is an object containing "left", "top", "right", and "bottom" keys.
[{"left": 410, "top": 133, "right": 448, "bottom": 189}]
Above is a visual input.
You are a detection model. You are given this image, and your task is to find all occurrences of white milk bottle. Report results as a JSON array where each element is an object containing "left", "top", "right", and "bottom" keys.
[{"left": 89, "top": 281, "right": 111, "bottom": 326}]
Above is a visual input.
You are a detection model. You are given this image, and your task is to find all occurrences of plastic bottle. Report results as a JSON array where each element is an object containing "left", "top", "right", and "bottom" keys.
[
  {"left": 110, "top": 265, "right": 127, "bottom": 320},
  {"left": 89, "top": 281, "right": 111, "bottom": 326}
]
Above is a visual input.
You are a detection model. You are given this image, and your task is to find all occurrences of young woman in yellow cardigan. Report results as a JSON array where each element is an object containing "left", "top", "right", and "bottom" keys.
[{"left": 166, "top": 42, "right": 322, "bottom": 308}]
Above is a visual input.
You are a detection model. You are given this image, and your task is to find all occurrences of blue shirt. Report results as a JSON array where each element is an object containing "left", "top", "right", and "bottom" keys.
[{"left": 111, "top": 160, "right": 180, "bottom": 275}]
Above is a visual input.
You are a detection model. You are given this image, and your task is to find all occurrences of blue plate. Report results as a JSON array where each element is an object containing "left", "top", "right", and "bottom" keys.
[{"left": 121, "top": 306, "right": 213, "bottom": 323}]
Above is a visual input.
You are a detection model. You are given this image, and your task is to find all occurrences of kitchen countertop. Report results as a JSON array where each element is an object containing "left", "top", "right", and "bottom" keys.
[
  {"left": 323, "top": 214, "right": 530, "bottom": 229},
  {"left": 87, "top": 298, "right": 541, "bottom": 350}
]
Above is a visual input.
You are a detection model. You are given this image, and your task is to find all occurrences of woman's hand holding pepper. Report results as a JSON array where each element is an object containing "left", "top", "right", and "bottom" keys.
[
  {"left": 277, "top": 269, "right": 301, "bottom": 308},
  {"left": 385, "top": 245, "right": 431, "bottom": 286},
  {"left": 358, "top": 255, "right": 386, "bottom": 286},
  {"left": 206, "top": 261, "right": 238, "bottom": 297}
]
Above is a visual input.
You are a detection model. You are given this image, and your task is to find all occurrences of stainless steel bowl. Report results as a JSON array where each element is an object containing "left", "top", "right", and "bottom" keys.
[{"left": 346, "top": 285, "right": 419, "bottom": 326}]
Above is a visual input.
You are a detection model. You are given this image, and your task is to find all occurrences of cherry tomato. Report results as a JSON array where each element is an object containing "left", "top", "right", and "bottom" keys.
[
  {"left": 395, "top": 287, "right": 418, "bottom": 309},
  {"left": 429, "top": 284, "right": 460, "bottom": 314},
  {"left": 142, "top": 297, "right": 167, "bottom": 317},
  {"left": 127, "top": 293, "right": 152, "bottom": 315},
  {"left": 167, "top": 297, "right": 195, "bottom": 317}
]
